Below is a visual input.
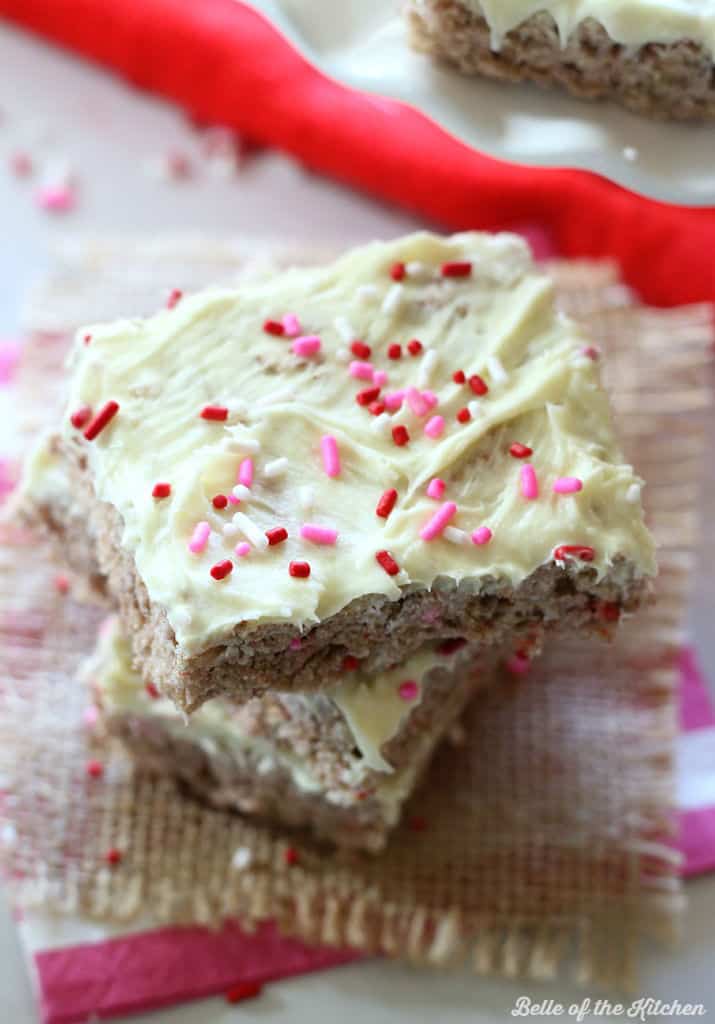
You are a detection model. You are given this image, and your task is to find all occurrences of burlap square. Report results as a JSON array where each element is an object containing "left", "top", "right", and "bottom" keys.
[{"left": 0, "top": 239, "right": 712, "bottom": 989}]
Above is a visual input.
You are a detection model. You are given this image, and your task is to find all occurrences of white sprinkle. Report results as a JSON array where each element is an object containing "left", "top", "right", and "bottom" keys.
[
  {"left": 264, "top": 457, "right": 288, "bottom": 479},
  {"left": 382, "top": 284, "right": 404, "bottom": 315},
  {"left": 226, "top": 399, "right": 248, "bottom": 417},
  {"left": 232, "top": 484, "right": 251, "bottom": 502},
  {"left": 298, "top": 485, "right": 314, "bottom": 512},
  {"left": 232, "top": 511, "right": 269, "bottom": 549},
  {"left": 231, "top": 847, "right": 253, "bottom": 871},
  {"left": 467, "top": 400, "right": 481, "bottom": 418},
  {"left": 371, "top": 412, "right": 392, "bottom": 434},
  {"left": 405, "top": 260, "right": 427, "bottom": 279},
  {"left": 226, "top": 437, "right": 260, "bottom": 454},
  {"left": 222, "top": 523, "right": 240, "bottom": 538},
  {"left": 486, "top": 355, "right": 508, "bottom": 383},
  {"left": 0, "top": 823, "right": 17, "bottom": 848},
  {"left": 417, "top": 349, "right": 438, "bottom": 388},
  {"left": 356, "top": 284, "right": 379, "bottom": 303},
  {"left": 335, "top": 348, "right": 350, "bottom": 364},
  {"left": 444, "top": 526, "right": 469, "bottom": 546},
  {"left": 334, "top": 316, "right": 355, "bottom": 342},
  {"left": 626, "top": 483, "right": 642, "bottom": 504}
]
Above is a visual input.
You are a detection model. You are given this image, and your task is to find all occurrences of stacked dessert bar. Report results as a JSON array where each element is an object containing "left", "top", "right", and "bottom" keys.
[{"left": 18, "top": 232, "right": 656, "bottom": 851}]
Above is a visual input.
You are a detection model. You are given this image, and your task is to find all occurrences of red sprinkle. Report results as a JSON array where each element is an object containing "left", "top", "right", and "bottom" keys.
[
  {"left": 166, "top": 288, "right": 182, "bottom": 310},
  {"left": 200, "top": 404, "right": 228, "bottom": 421},
  {"left": 83, "top": 333, "right": 92, "bottom": 346},
  {"left": 356, "top": 386, "right": 381, "bottom": 406},
  {"left": 387, "top": 343, "right": 402, "bottom": 360},
  {"left": 456, "top": 407, "right": 471, "bottom": 423},
  {"left": 452, "top": 370, "right": 466, "bottom": 384},
  {"left": 145, "top": 682, "right": 160, "bottom": 699},
  {"left": 226, "top": 981, "right": 263, "bottom": 1005},
  {"left": 392, "top": 425, "right": 409, "bottom": 446},
  {"left": 212, "top": 494, "right": 228, "bottom": 509},
  {"left": 553, "top": 545, "right": 595, "bottom": 563},
  {"left": 390, "top": 261, "right": 406, "bottom": 281},
  {"left": 105, "top": 848, "right": 123, "bottom": 867},
  {"left": 376, "top": 550, "right": 400, "bottom": 576},
  {"left": 468, "top": 374, "right": 488, "bottom": 396},
  {"left": 263, "top": 319, "right": 285, "bottom": 336},
  {"left": 84, "top": 400, "right": 119, "bottom": 441},
  {"left": 509, "top": 443, "right": 533, "bottom": 459},
  {"left": 70, "top": 405, "right": 92, "bottom": 430},
  {"left": 351, "top": 340, "right": 371, "bottom": 359},
  {"left": 441, "top": 261, "right": 472, "bottom": 278},
  {"left": 342, "top": 655, "right": 360, "bottom": 671},
  {"left": 289, "top": 561, "right": 311, "bottom": 578},
  {"left": 54, "top": 574, "right": 70, "bottom": 595},
  {"left": 368, "top": 401, "right": 386, "bottom": 416},
  {"left": 152, "top": 482, "right": 171, "bottom": 499},
  {"left": 438, "top": 637, "right": 467, "bottom": 655},
  {"left": 376, "top": 488, "right": 398, "bottom": 519},
  {"left": 600, "top": 602, "right": 621, "bottom": 622},
  {"left": 85, "top": 759, "right": 104, "bottom": 779},
  {"left": 407, "top": 339, "right": 423, "bottom": 356},
  {"left": 210, "top": 559, "right": 234, "bottom": 580},
  {"left": 283, "top": 847, "right": 299, "bottom": 866},
  {"left": 265, "top": 526, "right": 288, "bottom": 546}
]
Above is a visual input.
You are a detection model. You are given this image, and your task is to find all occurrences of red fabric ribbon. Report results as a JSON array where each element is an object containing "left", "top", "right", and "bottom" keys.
[{"left": 2, "top": 0, "right": 714, "bottom": 307}]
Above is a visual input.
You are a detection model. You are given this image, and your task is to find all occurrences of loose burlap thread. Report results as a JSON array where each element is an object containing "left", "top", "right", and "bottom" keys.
[{"left": 0, "top": 240, "right": 712, "bottom": 990}]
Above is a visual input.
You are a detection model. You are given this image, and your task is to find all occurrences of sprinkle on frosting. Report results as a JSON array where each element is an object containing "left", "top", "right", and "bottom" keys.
[
  {"left": 289, "top": 560, "right": 311, "bottom": 578},
  {"left": 235, "top": 542, "right": 251, "bottom": 557},
  {"left": 398, "top": 680, "right": 419, "bottom": 701},
  {"left": 424, "top": 415, "right": 445, "bottom": 439},
  {"left": 407, "top": 339, "right": 423, "bottom": 356},
  {"left": 427, "top": 478, "right": 446, "bottom": 500},
  {"left": 320, "top": 435, "right": 341, "bottom": 478},
  {"left": 166, "top": 289, "right": 183, "bottom": 310},
  {"left": 263, "top": 319, "right": 285, "bottom": 336},
  {"left": 292, "top": 335, "right": 321, "bottom": 358},
  {"left": 301, "top": 523, "right": 338, "bottom": 546},
  {"left": 70, "top": 405, "right": 92, "bottom": 430},
  {"left": 390, "top": 261, "right": 406, "bottom": 281},
  {"left": 376, "top": 488, "right": 398, "bottom": 519},
  {"left": 452, "top": 370, "right": 466, "bottom": 384},
  {"left": 471, "top": 526, "right": 493, "bottom": 546},
  {"left": 553, "top": 477, "right": 583, "bottom": 495},
  {"left": 188, "top": 521, "right": 211, "bottom": 554},
  {"left": 238, "top": 458, "right": 254, "bottom": 488},
  {"left": 520, "top": 464, "right": 539, "bottom": 500},
  {"left": 152, "top": 482, "right": 171, "bottom": 499},
  {"left": 441, "top": 260, "right": 472, "bottom": 277},
  {"left": 392, "top": 425, "right": 410, "bottom": 447},
  {"left": 282, "top": 313, "right": 301, "bottom": 337},
  {"left": 456, "top": 407, "right": 471, "bottom": 423},
  {"left": 212, "top": 494, "right": 228, "bottom": 509},
  {"left": 265, "top": 526, "right": 288, "bottom": 546},
  {"left": 387, "top": 344, "right": 402, "bottom": 360},
  {"left": 420, "top": 501, "right": 457, "bottom": 541},
  {"left": 468, "top": 374, "right": 488, "bottom": 397},
  {"left": 356, "top": 386, "right": 381, "bottom": 406},
  {"left": 376, "top": 550, "right": 400, "bottom": 576},
  {"left": 210, "top": 559, "right": 233, "bottom": 581},
  {"left": 351, "top": 340, "right": 371, "bottom": 359},
  {"left": 83, "top": 400, "right": 119, "bottom": 441},
  {"left": 200, "top": 404, "right": 228, "bottom": 421},
  {"left": 553, "top": 544, "right": 595, "bottom": 563},
  {"left": 509, "top": 442, "right": 533, "bottom": 458}
]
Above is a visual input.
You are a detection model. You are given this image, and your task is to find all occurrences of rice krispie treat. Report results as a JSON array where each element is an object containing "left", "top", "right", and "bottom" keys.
[
  {"left": 406, "top": 1, "right": 715, "bottom": 121},
  {"left": 85, "top": 618, "right": 489, "bottom": 852},
  {"left": 27, "top": 232, "right": 655, "bottom": 710}
]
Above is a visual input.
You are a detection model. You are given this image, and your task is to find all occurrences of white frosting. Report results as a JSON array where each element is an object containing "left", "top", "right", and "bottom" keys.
[
  {"left": 457, "top": 0, "right": 715, "bottom": 55},
  {"left": 58, "top": 232, "right": 655, "bottom": 657}
]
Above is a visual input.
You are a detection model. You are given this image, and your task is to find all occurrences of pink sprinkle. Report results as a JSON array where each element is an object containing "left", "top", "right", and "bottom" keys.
[
  {"left": 349, "top": 360, "right": 374, "bottom": 381},
  {"left": 289, "top": 637, "right": 302, "bottom": 650},
  {"left": 320, "top": 435, "right": 341, "bottom": 478},
  {"left": 420, "top": 501, "right": 457, "bottom": 541},
  {"left": 384, "top": 390, "right": 405, "bottom": 411},
  {"left": 235, "top": 542, "right": 251, "bottom": 557},
  {"left": 406, "top": 387, "right": 430, "bottom": 418},
  {"left": 422, "top": 390, "right": 438, "bottom": 410},
  {"left": 424, "top": 415, "right": 445, "bottom": 439},
  {"left": 282, "top": 313, "right": 301, "bottom": 337},
  {"left": 398, "top": 680, "right": 420, "bottom": 701},
  {"left": 520, "top": 464, "right": 539, "bottom": 500},
  {"left": 228, "top": 494, "right": 240, "bottom": 505},
  {"left": 301, "top": 523, "right": 338, "bottom": 546},
  {"left": 506, "top": 653, "right": 531, "bottom": 676},
  {"left": 0, "top": 340, "right": 20, "bottom": 386},
  {"left": 553, "top": 477, "right": 583, "bottom": 495},
  {"left": 372, "top": 369, "right": 388, "bottom": 388},
  {"left": 36, "top": 185, "right": 75, "bottom": 212},
  {"left": 238, "top": 458, "right": 254, "bottom": 488},
  {"left": 427, "top": 478, "right": 445, "bottom": 500},
  {"left": 471, "top": 527, "right": 493, "bottom": 546},
  {"left": 292, "top": 335, "right": 321, "bottom": 357},
  {"left": 188, "top": 521, "right": 211, "bottom": 553},
  {"left": 581, "top": 345, "right": 600, "bottom": 360},
  {"left": 82, "top": 706, "right": 99, "bottom": 730}
]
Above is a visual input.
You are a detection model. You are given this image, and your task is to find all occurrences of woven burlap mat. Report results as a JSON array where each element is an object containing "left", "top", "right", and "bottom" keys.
[{"left": 0, "top": 239, "right": 712, "bottom": 990}]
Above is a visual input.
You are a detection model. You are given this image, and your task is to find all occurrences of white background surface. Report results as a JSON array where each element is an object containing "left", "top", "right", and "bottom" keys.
[
  {"left": 246, "top": 0, "right": 715, "bottom": 206},
  {"left": 0, "top": 18, "right": 714, "bottom": 1024}
]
